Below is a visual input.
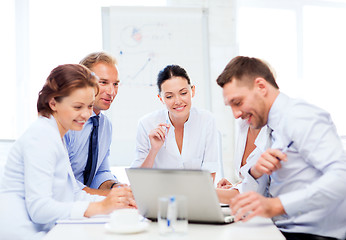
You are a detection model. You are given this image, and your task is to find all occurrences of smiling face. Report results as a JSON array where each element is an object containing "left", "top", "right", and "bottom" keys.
[
  {"left": 50, "top": 87, "right": 95, "bottom": 137},
  {"left": 222, "top": 79, "right": 268, "bottom": 129},
  {"left": 160, "top": 76, "right": 195, "bottom": 122},
  {"left": 91, "top": 62, "right": 119, "bottom": 115}
]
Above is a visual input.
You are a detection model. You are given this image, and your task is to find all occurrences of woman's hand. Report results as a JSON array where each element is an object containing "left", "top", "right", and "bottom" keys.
[
  {"left": 148, "top": 123, "right": 170, "bottom": 151},
  {"left": 102, "top": 187, "right": 137, "bottom": 213},
  {"left": 84, "top": 186, "right": 137, "bottom": 217},
  {"left": 217, "top": 178, "right": 233, "bottom": 189},
  {"left": 140, "top": 123, "right": 170, "bottom": 168}
]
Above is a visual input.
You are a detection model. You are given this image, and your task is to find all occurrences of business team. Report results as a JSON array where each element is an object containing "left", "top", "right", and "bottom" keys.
[{"left": 0, "top": 52, "right": 345, "bottom": 240}]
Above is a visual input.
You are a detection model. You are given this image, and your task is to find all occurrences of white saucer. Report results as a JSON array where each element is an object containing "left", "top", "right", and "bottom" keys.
[{"left": 105, "top": 221, "right": 149, "bottom": 234}]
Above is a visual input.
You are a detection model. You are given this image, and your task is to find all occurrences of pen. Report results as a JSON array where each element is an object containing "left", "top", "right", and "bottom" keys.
[
  {"left": 282, "top": 141, "right": 294, "bottom": 153},
  {"left": 277, "top": 141, "right": 294, "bottom": 160},
  {"left": 232, "top": 180, "right": 242, "bottom": 187},
  {"left": 164, "top": 119, "right": 169, "bottom": 148}
]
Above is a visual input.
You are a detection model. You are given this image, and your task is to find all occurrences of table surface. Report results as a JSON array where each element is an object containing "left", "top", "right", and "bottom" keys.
[
  {"left": 44, "top": 217, "right": 285, "bottom": 240},
  {"left": 44, "top": 168, "right": 284, "bottom": 239}
]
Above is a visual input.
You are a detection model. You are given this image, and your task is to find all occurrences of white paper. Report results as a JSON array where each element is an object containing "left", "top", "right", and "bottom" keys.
[{"left": 56, "top": 215, "right": 110, "bottom": 224}]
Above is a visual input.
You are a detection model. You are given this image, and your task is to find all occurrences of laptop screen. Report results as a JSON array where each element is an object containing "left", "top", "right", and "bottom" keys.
[{"left": 126, "top": 168, "right": 233, "bottom": 224}]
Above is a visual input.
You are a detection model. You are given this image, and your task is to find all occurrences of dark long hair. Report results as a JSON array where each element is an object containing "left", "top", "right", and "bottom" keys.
[{"left": 157, "top": 65, "right": 191, "bottom": 93}]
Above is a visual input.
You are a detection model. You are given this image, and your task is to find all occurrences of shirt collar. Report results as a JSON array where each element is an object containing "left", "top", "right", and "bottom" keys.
[
  {"left": 165, "top": 107, "right": 195, "bottom": 128},
  {"left": 164, "top": 108, "right": 172, "bottom": 126},
  {"left": 255, "top": 125, "right": 272, "bottom": 152},
  {"left": 267, "top": 92, "right": 289, "bottom": 132},
  {"left": 89, "top": 111, "right": 102, "bottom": 123}
]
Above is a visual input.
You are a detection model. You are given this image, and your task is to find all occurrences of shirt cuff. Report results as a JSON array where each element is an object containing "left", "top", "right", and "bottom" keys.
[
  {"left": 278, "top": 188, "right": 309, "bottom": 216},
  {"left": 69, "top": 201, "right": 90, "bottom": 219},
  {"left": 239, "top": 168, "right": 259, "bottom": 193},
  {"left": 76, "top": 180, "right": 86, "bottom": 190},
  {"left": 90, "top": 172, "right": 117, "bottom": 189},
  {"left": 74, "top": 187, "right": 106, "bottom": 202},
  {"left": 239, "top": 169, "right": 268, "bottom": 194}
]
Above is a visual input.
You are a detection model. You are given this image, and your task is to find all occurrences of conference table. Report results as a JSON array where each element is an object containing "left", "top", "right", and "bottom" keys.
[
  {"left": 44, "top": 216, "right": 285, "bottom": 240},
  {"left": 44, "top": 167, "right": 284, "bottom": 239}
]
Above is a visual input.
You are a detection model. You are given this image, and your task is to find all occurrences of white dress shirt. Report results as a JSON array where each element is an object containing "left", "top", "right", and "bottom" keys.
[
  {"left": 232, "top": 119, "right": 271, "bottom": 194},
  {"left": 246, "top": 92, "right": 346, "bottom": 239},
  {"left": 0, "top": 116, "right": 103, "bottom": 240},
  {"left": 131, "top": 107, "right": 219, "bottom": 173}
]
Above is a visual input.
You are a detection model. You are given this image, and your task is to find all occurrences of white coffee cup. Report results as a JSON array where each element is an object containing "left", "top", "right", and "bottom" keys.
[{"left": 110, "top": 209, "right": 141, "bottom": 228}]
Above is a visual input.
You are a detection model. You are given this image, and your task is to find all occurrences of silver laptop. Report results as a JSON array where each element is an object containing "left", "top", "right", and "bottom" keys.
[{"left": 126, "top": 168, "right": 234, "bottom": 224}]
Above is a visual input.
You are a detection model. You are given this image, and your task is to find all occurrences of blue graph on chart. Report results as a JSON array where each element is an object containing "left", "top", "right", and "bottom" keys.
[{"left": 115, "top": 23, "right": 174, "bottom": 87}]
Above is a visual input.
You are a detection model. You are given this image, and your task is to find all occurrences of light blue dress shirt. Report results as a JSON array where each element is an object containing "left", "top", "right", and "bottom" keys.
[
  {"left": 64, "top": 112, "right": 116, "bottom": 189},
  {"left": 0, "top": 116, "right": 103, "bottom": 240},
  {"left": 245, "top": 92, "right": 346, "bottom": 239},
  {"left": 131, "top": 107, "right": 219, "bottom": 173}
]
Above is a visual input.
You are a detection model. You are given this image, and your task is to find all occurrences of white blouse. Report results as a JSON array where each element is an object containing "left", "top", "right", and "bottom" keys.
[
  {"left": 131, "top": 107, "right": 219, "bottom": 173},
  {"left": 232, "top": 119, "right": 271, "bottom": 194},
  {"left": 0, "top": 116, "right": 102, "bottom": 240}
]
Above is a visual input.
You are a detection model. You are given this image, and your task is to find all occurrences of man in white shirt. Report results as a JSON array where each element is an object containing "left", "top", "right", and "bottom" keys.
[{"left": 216, "top": 56, "right": 346, "bottom": 240}]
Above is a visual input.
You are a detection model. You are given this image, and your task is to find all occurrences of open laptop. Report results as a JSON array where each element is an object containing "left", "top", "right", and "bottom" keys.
[{"left": 126, "top": 168, "right": 234, "bottom": 224}]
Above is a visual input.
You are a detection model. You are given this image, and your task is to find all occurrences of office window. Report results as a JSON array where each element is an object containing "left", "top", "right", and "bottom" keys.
[
  {"left": 303, "top": 5, "right": 346, "bottom": 134},
  {"left": 237, "top": 7, "right": 298, "bottom": 97},
  {"left": 237, "top": 0, "right": 346, "bottom": 136},
  {"left": 28, "top": 0, "right": 105, "bottom": 128},
  {"left": 2, "top": 0, "right": 166, "bottom": 140},
  {"left": 0, "top": 0, "right": 16, "bottom": 139}
]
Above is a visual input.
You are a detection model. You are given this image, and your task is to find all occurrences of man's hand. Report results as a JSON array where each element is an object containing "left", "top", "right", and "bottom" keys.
[
  {"left": 250, "top": 148, "right": 287, "bottom": 179},
  {"left": 229, "top": 191, "right": 285, "bottom": 222}
]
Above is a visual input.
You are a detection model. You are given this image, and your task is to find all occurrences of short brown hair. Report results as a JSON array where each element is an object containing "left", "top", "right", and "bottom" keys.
[
  {"left": 37, "top": 64, "right": 99, "bottom": 118},
  {"left": 79, "top": 51, "right": 117, "bottom": 70},
  {"left": 216, "top": 56, "right": 279, "bottom": 89}
]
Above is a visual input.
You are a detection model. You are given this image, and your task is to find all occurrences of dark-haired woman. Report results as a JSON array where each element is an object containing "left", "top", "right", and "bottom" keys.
[
  {"left": 131, "top": 65, "right": 218, "bottom": 180},
  {"left": 0, "top": 64, "right": 135, "bottom": 240}
]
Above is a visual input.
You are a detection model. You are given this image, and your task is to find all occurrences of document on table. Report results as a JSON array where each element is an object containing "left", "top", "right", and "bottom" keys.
[{"left": 56, "top": 214, "right": 110, "bottom": 224}]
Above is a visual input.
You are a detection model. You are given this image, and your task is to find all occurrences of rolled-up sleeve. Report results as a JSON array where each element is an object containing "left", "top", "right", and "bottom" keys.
[{"left": 90, "top": 148, "right": 117, "bottom": 189}]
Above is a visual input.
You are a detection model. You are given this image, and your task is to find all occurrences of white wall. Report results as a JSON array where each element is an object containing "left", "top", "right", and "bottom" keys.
[{"left": 0, "top": 0, "right": 239, "bottom": 182}]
